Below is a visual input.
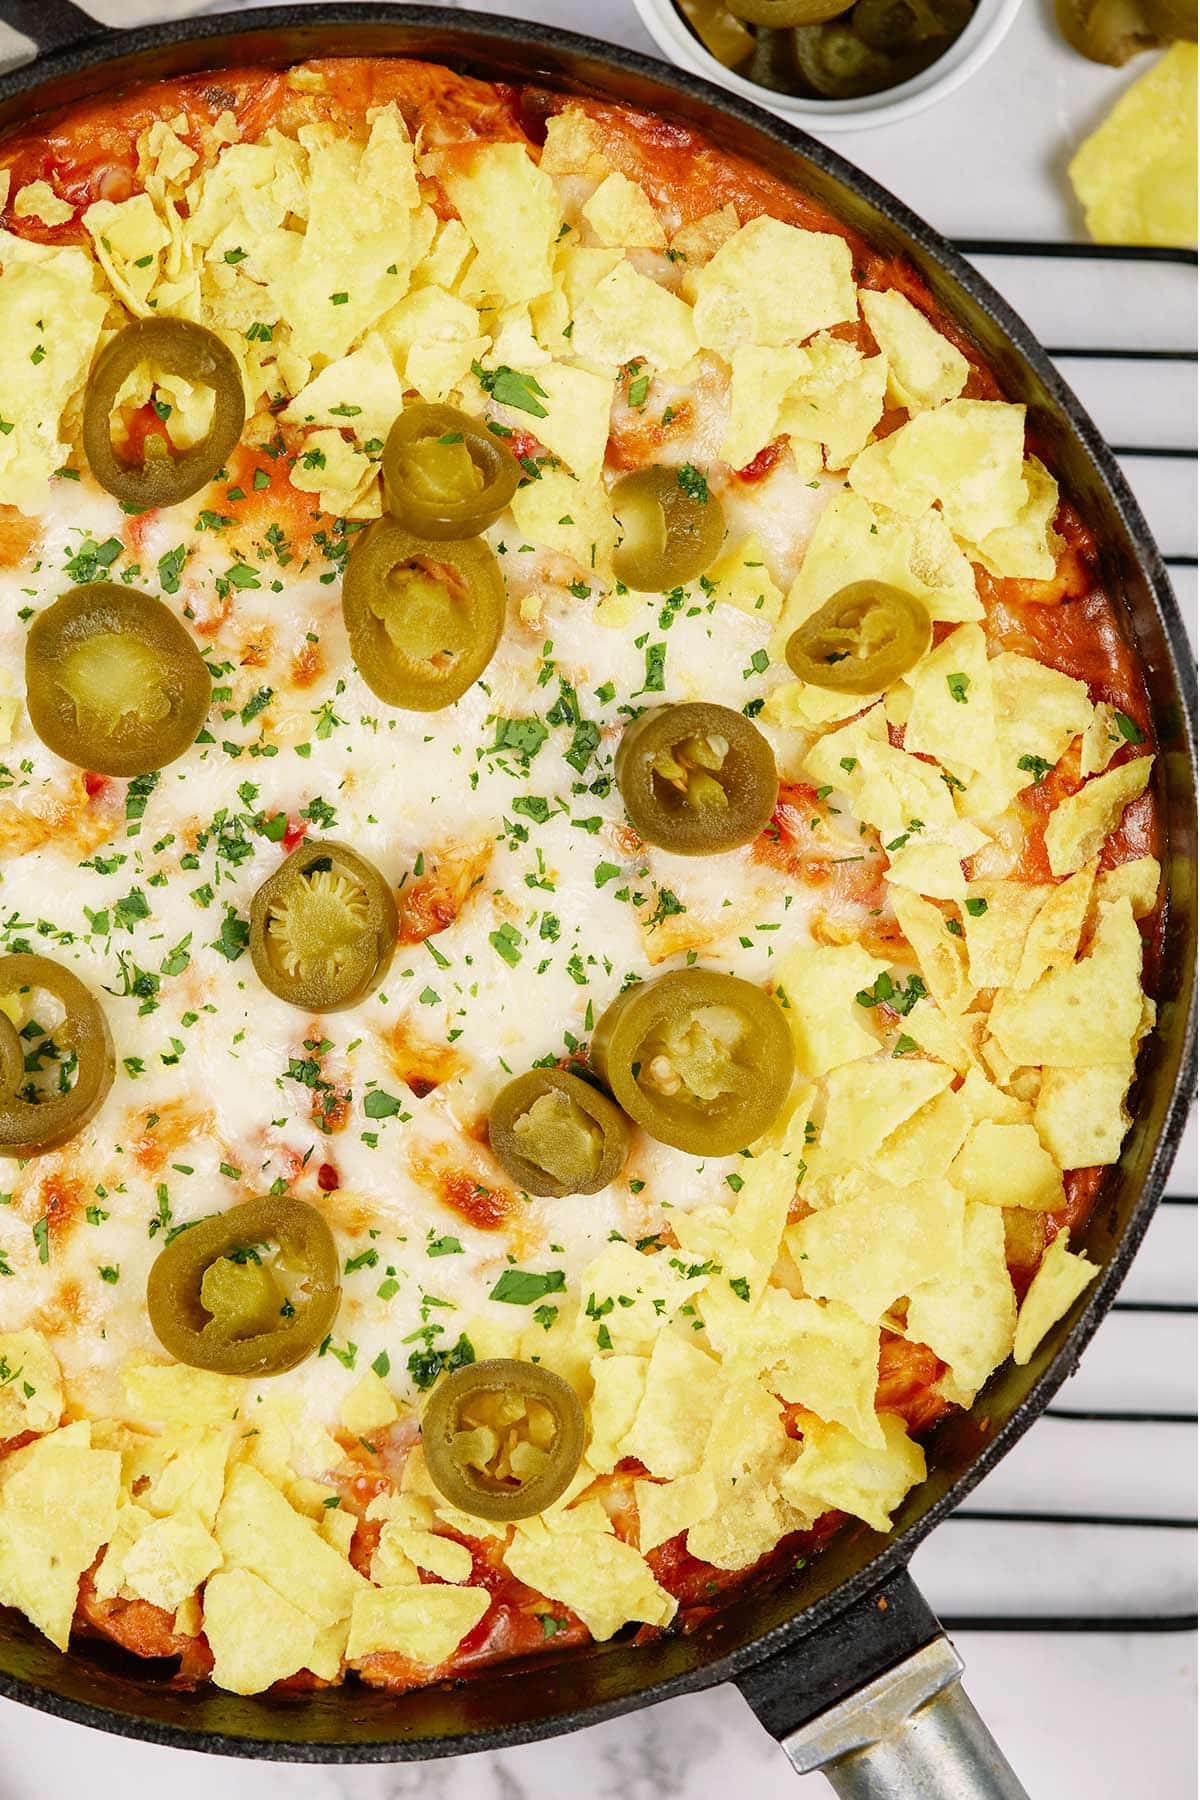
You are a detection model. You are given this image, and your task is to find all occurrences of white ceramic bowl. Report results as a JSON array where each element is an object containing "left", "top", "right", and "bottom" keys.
[{"left": 631, "top": 0, "right": 1026, "bottom": 131}]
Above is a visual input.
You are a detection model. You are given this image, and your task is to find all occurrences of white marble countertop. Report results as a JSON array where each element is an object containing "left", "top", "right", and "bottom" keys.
[{"left": 0, "top": 3, "right": 1195, "bottom": 1795}]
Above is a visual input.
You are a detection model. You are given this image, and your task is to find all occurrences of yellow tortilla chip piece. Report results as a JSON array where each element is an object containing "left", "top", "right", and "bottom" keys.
[
  {"left": 859, "top": 287, "right": 969, "bottom": 414},
  {"left": 123, "top": 1362, "right": 244, "bottom": 1431},
  {"left": 958, "top": 1066, "right": 1031, "bottom": 1126},
  {"left": 901, "top": 994, "right": 978, "bottom": 1073},
  {"left": 0, "top": 1331, "right": 62, "bottom": 1438},
  {"left": 576, "top": 1241, "right": 702, "bottom": 1355},
  {"left": 84, "top": 192, "right": 173, "bottom": 315},
  {"left": 415, "top": 216, "right": 474, "bottom": 292},
  {"left": 1080, "top": 702, "right": 1128, "bottom": 778},
  {"left": 1035, "top": 1064, "right": 1134, "bottom": 1169},
  {"left": 514, "top": 361, "right": 614, "bottom": 488},
  {"left": 504, "top": 1515, "right": 676, "bottom": 1640},
  {"left": 892, "top": 888, "right": 974, "bottom": 1015},
  {"left": 763, "top": 679, "right": 881, "bottom": 732},
  {"left": 774, "top": 490, "right": 983, "bottom": 658},
  {"left": 442, "top": 141, "right": 561, "bottom": 306},
  {"left": 670, "top": 203, "right": 741, "bottom": 266},
  {"left": 339, "top": 1370, "right": 399, "bottom": 1438},
  {"left": 582, "top": 171, "right": 666, "bottom": 250},
  {"left": 720, "top": 344, "right": 807, "bottom": 469},
  {"left": 0, "top": 234, "right": 108, "bottom": 516},
  {"left": 971, "top": 457, "right": 1059, "bottom": 582},
  {"left": 989, "top": 896, "right": 1144, "bottom": 1068},
  {"left": 848, "top": 400, "right": 1028, "bottom": 543},
  {"left": 586, "top": 1353, "right": 647, "bottom": 1473},
  {"left": 789, "top": 1177, "right": 965, "bottom": 1323},
  {"left": 635, "top": 1469, "right": 718, "bottom": 1553},
  {"left": 0, "top": 1422, "right": 121, "bottom": 1650},
  {"left": 966, "top": 652, "right": 1093, "bottom": 818},
  {"left": 886, "top": 830, "right": 988, "bottom": 901},
  {"left": 874, "top": 1083, "right": 971, "bottom": 1187},
  {"left": 215, "top": 1462, "right": 363, "bottom": 1628},
  {"left": 1044, "top": 756, "right": 1154, "bottom": 878},
  {"left": 288, "top": 427, "right": 376, "bottom": 514},
  {"left": 1015, "top": 861, "right": 1097, "bottom": 988},
  {"left": 905, "top": 1202, "right": 1015, "bottom": 1404},
  {"left": 961, "top": 881, "right": 1052, "bottom": 988},
  {"left": 1069, "top": 43, "right": 1197, "bottom": 248},
  {"left": 773, "top": 941, "right": 890, "bottom": 1077},
  {"left": 781, "top": 1412, "right": 925, "bottom": 1534},
  {"left": 540, "top": 106, "right": 610, "bottom": 179},
  {"left": 705, "top": 534, "right": 784, "bottom": 622},
  {"left": 950, "top": 1120, "right": 1065, "bottom": 1211},
  {"left": 689, "top": 1376, "right": 811, "bottom": 1568},
  {"left": 1013, "top": 1230, "right": 1100, "bottom": 1364},
  {"left": 903, "top": 624, "right": 994, "bottom": 776},
  {"left": 816, "top": 1056, "right": 954, "bottom": 1172},
  {"left": 622, "top": 1331, "right": 726, "bottom": 1479},
  {"left": 386, "top": 1528, "right": 474, "bottom": 1584},
  {"left": 1096, "top": 854, "right": 1160, "bottom": 918},
  {"left": 687, "top": 215, "right": 857, "bottom": 355},
  {"left": 281, "top": 333, "right": 404, "bottom": 443},
  {"left": 13, "top": 180, "right": 73, "bottom": 227},
  {"left": 121, "top": 1511, "right": 222, "bottom": 1613},
  {"left": 756, "top": 1292, "right": 883, "bottom": 1447},
  {"left": 379, "top": 284, "right": 486, "bottom": 403},
  {"left": 266, "top": 110, "right": 424, "bottom": 362},
  {"left": 138, "top": 1428, "right": 233, "bottom": 1533},
  {"left": 511, "top": 465, "right": 619, "bottom": 579},
  {"left": 778, "top": 335, "right": 888, "bottom": 471},
  {"left": 571, "top": 258, "right": 699, "bottom": 372},
  {"left": 205, "top": 1567, "right": 320, "bottom": 1694}
]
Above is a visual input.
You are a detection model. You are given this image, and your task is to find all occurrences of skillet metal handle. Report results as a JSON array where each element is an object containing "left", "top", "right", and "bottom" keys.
[
  {"left": 735, "top": 1568, "right": 1030, "bottom": 1798},
  {"left": 0, "top": 0, "right": 109, "bottom": 59},
  {"left": 780, "top": 1635, "right": 1031, "bottom": 1799}
]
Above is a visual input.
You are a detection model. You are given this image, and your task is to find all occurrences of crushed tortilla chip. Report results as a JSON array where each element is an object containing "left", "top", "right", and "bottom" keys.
[
  {"left": 571, "top": 258, "right": 698, "bottom": 372},
  {"left": 788, "top": 1177, "right": 965, "bottom": 1322},
  {"left": 0, "top": 1331, "right": 63, "bottom": 1438},
  {"left": 950, "top": 1120, "right": 1065, "bottom": 1211},
  {"left": 781, "top": 1411, "right": 925, "bottom": 1534},
  {"left": 705, "top": 533, "right": 784, "bottom": 621},
  {"left": 905, "top": 1202, "right": 1015, "bottom": 1403},
  {"left": 1043, "top": 756, "right": 1153, "bottom": 878},
  {"left": 848, "top": 400, "right": 1028, "bottom": 544},
  {"left": 1069, "top": 43, "right": 1197, "bottom": 248},
  {"left": 635, "top": 1469, "right": 718, "bottom": 1553},
  {"left": 1035, "top": 1064, "right": 1134, "bottom": 1168},
  {"left": 215, "top": 1462, "right": 363, "bottom": 1628},
  {"left": 339, "top": 1370, "right": 399, "bottom": 1438},
  {"left": 0, "top": 1422, "right": 120, "bottom": 1649},
  {"left": 859, "top": 286, "right": 969, "bottom": 414},
  {"left": 205, "top": 1566, "right": 321, "bottom": 1694},
  {"left": 988, "top": 897, "right": 1144, "bottom": 1068},
  {"left": 1095, "top": 854, "right": 1160, "bottom": 918},
  {"left": 504, "top": 1514, "right": 675, "bottom": 1641},
  {"left": 622, "top": 1331, "right": 726, "bottom": 1478},
  {"left": 687, "top": 215, "right": 857, "bottom": 355},
  {"left": 441, "top": 141, "right": 562, "bottom": 306},
  {"left": 1013, "top": 1230, "right": 1100, "bottom": 1364},
  {"left": 772, "top": 941, "right": 887, "bottom": 1076},
  {"left": 582, "top": 171, "right": 666, "bottom": 250}
]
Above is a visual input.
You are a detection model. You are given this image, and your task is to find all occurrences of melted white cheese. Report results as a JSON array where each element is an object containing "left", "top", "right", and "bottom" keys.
[{"left": 0, "top": 427, "right": 839, "bottom": 1432}]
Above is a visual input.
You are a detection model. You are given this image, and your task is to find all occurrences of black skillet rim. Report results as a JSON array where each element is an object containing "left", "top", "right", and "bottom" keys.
[{"left": 0, "top": 2, "right": 1194, "bottom": 1762}]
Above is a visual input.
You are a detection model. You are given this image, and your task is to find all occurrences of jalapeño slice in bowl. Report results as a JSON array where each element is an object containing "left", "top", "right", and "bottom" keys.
[
  {"left": 611, "top": 466, "right": 727, "bottom": 592},
  {"left": 421, "top": 1358, "right": 585, "bottom": 1522},
  {"left": 250, "top": 839, "right": 398, "bottom": 1013},
  {"left": 383, "top": 402, "right": 520, "bottom": 539},
  {"left": 785, "top": 580, "right": 932, "bottom": 693},
  {"left": 342, "top": 518, "right": 506, "bottom": 711},
  {"left": 145, "top": 1195, "right": 341, "bottom": 1377},
  {"left": 0, "top": 954, "right": 114, "bottom": 1157},
  {"left": 488, "top": 1068, "right": 632, "bottom": 1197},
  {"left": 615, "top": 701, "right": 778, "bottom": 855},
  {"left": 25, "top": 583, "right": 210, "bottom": 777},
  {"left": 591, "top": 968, "right": 794, "bottom": 1156},
  {"left": 82, "top": 317, "right": 246, "bottom": 511}
]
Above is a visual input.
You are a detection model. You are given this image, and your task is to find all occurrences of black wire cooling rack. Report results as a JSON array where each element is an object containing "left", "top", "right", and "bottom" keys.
[{"left": 926, "top": 237, "right": 1198, "bottom": 1643}]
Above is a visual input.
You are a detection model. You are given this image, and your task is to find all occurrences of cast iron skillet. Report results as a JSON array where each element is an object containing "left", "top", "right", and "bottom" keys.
[{"left": 0, "top": 4, "right": 1194, "bottom": 1791}]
